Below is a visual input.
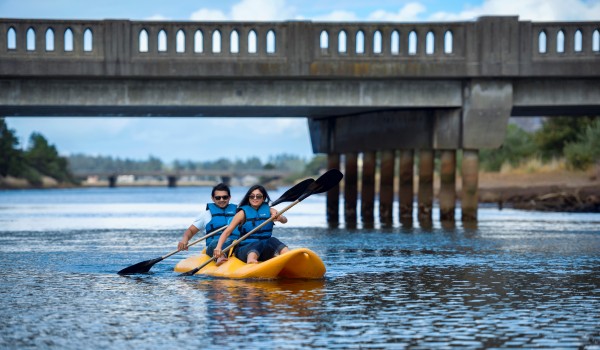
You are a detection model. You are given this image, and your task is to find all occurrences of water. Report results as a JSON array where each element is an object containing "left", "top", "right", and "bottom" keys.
[{"left": 1, "top": 186, "right": 599, "bottom": 349}]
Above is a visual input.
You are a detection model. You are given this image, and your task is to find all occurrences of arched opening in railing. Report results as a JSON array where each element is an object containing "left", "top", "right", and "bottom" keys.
[
  {"left": 45, "top": 28, "right": 55, "bottom": 51},
  {"left": 176, "top": 29, "right": 185, "bottom": 53},
  {"left": 266, "top": 30, "right": 276, "bottom": 54},
  {"left": 444, "top": 30, "right": 453, "bottom": 54},
  {"left": 574, "top": 29, "right": 582, "bottom": 52},
  {"left": 194, "top": 30, "right": 203, "bottom": 53},
  {"left": 7, "top": 27, "right": 17, "bottom": 50},
  {"left": 27, "top": 27, "right": 35, "bottom": 51},
  {"left": 594, "top": 29, "right": 600, "bottom": 52},
  {"left": 426, "top": 31, "right": 435, "bottom": 55},
  {"left": 408, "top": 30, "right": 417, "bottom": 55},
  {"left": 356, "top": 30, "right": 364, "bottom": 54},
  {"left": 158, "top": 30, "right": 167, "bottom": 52},
  {"left": 248, "top": 30, "right": 257, "bottom": 53},
  {"left": 338, "top": 30, "right": 347, "bottom": 53},
  {"left": 538, "top": 30, "right": 547, "bottom": 53},
  {"left": 83, "top": 28, "right": 93, "bottom": 52},
  {"left": 391, "top": 30, "right": 400, "bottom": 55},
  {"left": 212, "top": 30, "right": 221, "bottom": 53},
  {"left": 139, "top": 29, "right": 149, "bottom": 52},
  {"left": 64, "top": 28, "right": 73, "bottom": 52},
  {"left": 320, "top": 30, "right": 328, "bottom": 50},
  {"left": 230, "top": 30, "right": 239, "bottom": 53},
  {"left": 373, "top": 30, "right": 382, "bottom": 54},
  {"left": 557, "top": 30, "right": 565, "bottom": 53}
]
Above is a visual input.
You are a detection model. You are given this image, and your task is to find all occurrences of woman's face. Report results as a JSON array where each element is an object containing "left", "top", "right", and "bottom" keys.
[{"left": 248, "top": 189, "right": 264, "bottom": 208}]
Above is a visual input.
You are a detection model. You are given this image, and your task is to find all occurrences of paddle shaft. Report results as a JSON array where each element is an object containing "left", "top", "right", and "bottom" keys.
[
  {"left": 181, "top": 198, "right": 301, "bottom": 275},
  {"left": 163, "top": 226, "right": 226, "bottom": 260}
]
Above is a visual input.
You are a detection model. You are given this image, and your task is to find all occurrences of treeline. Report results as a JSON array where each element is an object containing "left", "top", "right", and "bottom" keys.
[
  {"left": 1, "top": 118, "right": 75, "bottom": 186},
  {"left": 480, "top": 117, "right": 600, "bottom": 171}
]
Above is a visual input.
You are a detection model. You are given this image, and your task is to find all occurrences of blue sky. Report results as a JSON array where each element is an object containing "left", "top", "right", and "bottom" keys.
[{"left": 3, "top": 0, "right": 599, "bottom": 163}]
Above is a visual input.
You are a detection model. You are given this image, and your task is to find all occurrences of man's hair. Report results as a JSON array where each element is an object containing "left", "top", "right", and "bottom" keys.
[{"left": 211, "top": 183, "right": 231, "bottom": 197}]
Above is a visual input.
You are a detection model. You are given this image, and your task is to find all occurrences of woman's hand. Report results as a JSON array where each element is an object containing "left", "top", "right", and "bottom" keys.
[{"left": 213, "top": 248, "right": 222, "bottom": 258}]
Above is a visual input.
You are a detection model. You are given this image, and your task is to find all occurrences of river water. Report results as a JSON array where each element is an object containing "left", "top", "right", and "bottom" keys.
[{"left": 0, "top": 186, "right": 598, "bottom": 349}]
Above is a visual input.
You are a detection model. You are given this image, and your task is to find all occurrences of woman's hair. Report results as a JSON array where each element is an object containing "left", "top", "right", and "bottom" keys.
[{"left": 237, "top": 184, "right": 271, "bottom": 207}]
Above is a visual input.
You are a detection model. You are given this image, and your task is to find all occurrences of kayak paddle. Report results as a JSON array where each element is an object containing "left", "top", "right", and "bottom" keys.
[
  {"left": 179, "top": 169, "right": 343, "bottom": 276},
  {"left": 117, "top": 226, "right": 227, "bottom": 275}
]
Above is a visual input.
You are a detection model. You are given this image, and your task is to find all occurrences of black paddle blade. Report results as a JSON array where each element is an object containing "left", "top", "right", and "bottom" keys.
[
  {"left": 299, "top": 169, "right": 343, "bottom": 201},
  {"left": 270, "top": 178, "right": 314, "bottom": 206},
  {"left": 118, "top": 257, "right": 164, "bottom": 275}
]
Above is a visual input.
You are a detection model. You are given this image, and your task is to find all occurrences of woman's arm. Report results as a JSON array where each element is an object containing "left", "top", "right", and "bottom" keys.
[
  {"left": 213, "top": 210, "right": 245, "bottom": 258},
  {"left": 270, "top": 207, "right": 288, "bottom": 224}
]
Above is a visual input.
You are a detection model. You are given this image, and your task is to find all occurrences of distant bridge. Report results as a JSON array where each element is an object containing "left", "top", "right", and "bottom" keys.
[
  {"left": 71, "top": 169, "right": 292, "bottom": 187},
  {"left": 2, "top": 16, "right": 599, "bottom": 225}
]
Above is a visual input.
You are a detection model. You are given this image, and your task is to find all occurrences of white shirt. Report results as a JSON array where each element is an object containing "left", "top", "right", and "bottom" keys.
[{"left": 190, "top": 204, "right": 213, "bottom": 235}]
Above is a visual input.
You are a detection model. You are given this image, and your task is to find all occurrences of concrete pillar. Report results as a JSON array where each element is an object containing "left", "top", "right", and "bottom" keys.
[
  {"left": 108, "top": 175, "right": 117, "bottom": 188},
  {"left": 379, "top": 150, "right": 395, "bottom": 227},
  {"left": 439, "top": 150, "right": 456, "bottom": 221},
  {"left": 461, "top": 149, "right": 479, "bottom": 222},
  {"left": 167, "top": 175, "right": 178, "bottom": 188},
  {"left": 417, "top": 150, "right": 434, "bottom": 224},
  {"left": 344, "top": 153, "right": 358, "bottom": 228},
  {"left": 327, "top": 153, "right": 340, "bottom": 227},
  {"left": 361, "top": 152, "right": 376, "bottom": 228},
  {"left": 399, "top": 150, "right": 414, "bottom": 226}
]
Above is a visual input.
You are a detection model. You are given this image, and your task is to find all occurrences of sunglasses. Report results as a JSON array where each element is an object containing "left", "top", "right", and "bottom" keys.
[
  {"left": 248, "top": 194, "right": 264, "bottom": 200},
  {"left": 213, "top": 195, "right": 230, "bottom": 200}
]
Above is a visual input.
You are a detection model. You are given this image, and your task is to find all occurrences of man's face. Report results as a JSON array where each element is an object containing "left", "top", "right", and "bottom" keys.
[{"left": 212, "top": 190, "right": 230, "bottom": 209}]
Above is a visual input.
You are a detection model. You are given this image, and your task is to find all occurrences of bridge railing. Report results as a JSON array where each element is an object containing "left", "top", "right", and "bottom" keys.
[{"left": 1, "top": 17, "right": 599, "bottom": 77}]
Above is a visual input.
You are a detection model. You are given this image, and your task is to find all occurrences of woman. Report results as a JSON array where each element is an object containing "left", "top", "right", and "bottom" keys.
[{"left": 213, "top": 185, "right": 289, "bottom": 264}]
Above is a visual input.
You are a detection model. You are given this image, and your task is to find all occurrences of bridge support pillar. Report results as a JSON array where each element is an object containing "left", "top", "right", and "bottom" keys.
[
  {"left": 327, "top": 153, "right": 340, "bottom": 227},
  {"left": 379, "top": 150, "right": 395, "bottom": 228},
  {"left": 461, "top": 150, "right": 479, "bottom": 222},
  {"left": 439, "top": 150, "right": 456, "bottom": 222},
  {"left": 344, "top": 153, "right": 358, "bottom": 229},
  {"left": 108, "top": 175, "right": 117, "bottom": 188},
  {"left": 221, "top": 176, "right": 231, "bottom": 187},
  {"left": 417, "top": 150, "right": 434, "bottom": 227},
  {"left": 399, "top": 150, "right": 414, "bottom": 226},
  {"left": 361, "top": 152, "right": 376, "bottom": 228},
  {"left": 167, "top": 176, "right": 177, "bottom": 188}
]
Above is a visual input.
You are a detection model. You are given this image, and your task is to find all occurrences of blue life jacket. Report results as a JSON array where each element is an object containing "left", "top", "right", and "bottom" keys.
[
  {"left": 238, "top": 203, "right": 273, "bottom": 246},
  {"left": 205, "top": 203, "right": 238, "bottom": 246}
]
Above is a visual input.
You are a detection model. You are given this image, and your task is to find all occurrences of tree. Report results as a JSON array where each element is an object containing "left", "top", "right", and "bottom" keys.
[
  {"left": 24, "top": 132, "right": 73, "bottom": 183},
  {"left": 534, "top": 117, "right": 597, "bottom": 160},
  {"left": 564, "top": 119, "right": 600, "bottom": 170},
  {"left": 0, "top": 118, "right": 22, "bottom": 177},
  {"left": 479, "top": 124, "right": 537, "bottom": 171}
]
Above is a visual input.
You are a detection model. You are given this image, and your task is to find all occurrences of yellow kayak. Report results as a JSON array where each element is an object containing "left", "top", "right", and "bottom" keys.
[{"left": 174, "top": 248, "right": 326, "bottom": 279}]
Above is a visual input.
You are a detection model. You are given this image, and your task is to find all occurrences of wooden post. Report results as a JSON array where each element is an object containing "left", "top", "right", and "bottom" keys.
[
  {"left": 379, "top": 150, "right": 395, "bottom": 227},
  {"left": 344, "top": 153, "right": 358, "bottom": 228},
  {"left": 361, "top": 152, "right": 376, "bottom": 228},
  {"left": 461, "top": 149, "right": 479, "bottom": 222},
  {"left": 439, "top": 150, "right": 456, "bottom": 222},
  {"left": 327, "top": 153, "right": 340, "bottom": 227}
]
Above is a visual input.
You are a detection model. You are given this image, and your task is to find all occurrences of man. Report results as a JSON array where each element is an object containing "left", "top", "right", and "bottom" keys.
[{"left": 177, "top": 183, "right": 238, "bottom": 260}]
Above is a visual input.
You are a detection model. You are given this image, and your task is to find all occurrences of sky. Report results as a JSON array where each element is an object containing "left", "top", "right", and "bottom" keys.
[{"left": 3, "top": 0, "right": 600, "bottom": 163}]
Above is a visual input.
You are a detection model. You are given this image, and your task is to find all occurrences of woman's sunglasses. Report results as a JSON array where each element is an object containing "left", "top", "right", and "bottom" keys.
[
  {"left": 213, "top": 195, "right": 229, "bottom": 200},
  {"left": 248, "top": 194, "right": 264, "bottom": 200}
]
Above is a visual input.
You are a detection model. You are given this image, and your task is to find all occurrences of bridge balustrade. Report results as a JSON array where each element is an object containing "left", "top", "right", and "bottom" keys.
[{"left": 2, "top": 18, "right": 599, "bottom": 78}]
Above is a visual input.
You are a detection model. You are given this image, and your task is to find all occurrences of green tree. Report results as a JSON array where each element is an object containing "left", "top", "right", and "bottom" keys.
[
  {"left": 564, "top": 119, "right": 600, "bottom": 170},
  {"left": 24, "top": 132, "right": 73, "bottom": 183},
  {"left": 479, "top": 124, "right": 537, "bottom": 171},
  {"left": 0, "top": 118, "right": 23, "bottom": 177},
  {"left": 534, "top": 117, "right": 597, "bottom": 160}
]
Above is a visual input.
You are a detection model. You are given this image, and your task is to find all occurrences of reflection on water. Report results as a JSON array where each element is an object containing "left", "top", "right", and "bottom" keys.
[{"left": 0, "top": 187, "right": 599, "bottom": 349}]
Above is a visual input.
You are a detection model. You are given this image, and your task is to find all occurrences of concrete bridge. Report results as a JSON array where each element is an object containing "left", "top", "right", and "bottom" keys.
[
  {"left": 1, "top": 16, "right": 599, "bottom": 227},
  {"left": 71, "top": 169, "right": 291, "bottom": 187}
]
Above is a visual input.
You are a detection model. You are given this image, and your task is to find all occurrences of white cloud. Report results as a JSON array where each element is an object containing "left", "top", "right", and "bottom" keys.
[
  {"left": 429, "top": 0, "right": 600, "bottom": 21},
  {"left": 190, "top": 8, "right": 228, "bottom": 21},
  {"left": 145, "top": 14, "right": 170, "bottom": 21},
  {"left": 231, "top": 0, "right": 296, "bottom": 21},
  {"left": 313, "top": 10, "right": 359, "bottom": 22},
  {"left": 367, "top": 2, "right": 428, "bottom": 22}
]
